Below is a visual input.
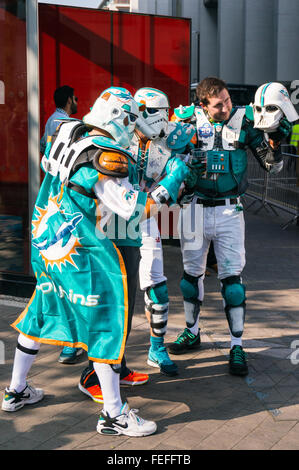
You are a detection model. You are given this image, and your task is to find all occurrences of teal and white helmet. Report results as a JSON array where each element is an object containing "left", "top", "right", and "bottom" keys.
[
  {"left": 253, "top": 82, "right": 299, "bottom": 132},
  {"left": 134, "top": 87, "right": 170, "bottom": 139},
  {"left": 173, "top": 103, "right": 195, "bottom": 122},
  {"left": 83, "top": 87, "right": 139, "bottom": 148}
]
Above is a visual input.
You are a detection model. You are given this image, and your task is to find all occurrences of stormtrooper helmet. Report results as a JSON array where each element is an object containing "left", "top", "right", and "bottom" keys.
[
  {"left": 253, "top": 82, "right": 299, "bottom": 132},
  {"left": 134, "top": 87, "right": 170, "bottom": 139},
  {"left": 83, "top": 87, "right": 139, "bottom": 148}
]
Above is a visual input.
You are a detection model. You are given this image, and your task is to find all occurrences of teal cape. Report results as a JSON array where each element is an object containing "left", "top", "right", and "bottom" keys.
[{"left": 12, "top": 167, "right": 135, "bottom": 364}]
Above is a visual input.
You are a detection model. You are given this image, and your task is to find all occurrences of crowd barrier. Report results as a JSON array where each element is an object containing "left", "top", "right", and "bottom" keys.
[{"left": 244, "top": 145, "right": 299, "bottom": 229}]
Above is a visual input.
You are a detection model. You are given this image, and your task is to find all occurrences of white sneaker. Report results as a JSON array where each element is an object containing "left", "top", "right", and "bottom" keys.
[
  {"left": 2, "top": 383, "right": 44, "bottom": 412},
  {"left": 97, "top": 402, "right": 157, "bottom": 437}
]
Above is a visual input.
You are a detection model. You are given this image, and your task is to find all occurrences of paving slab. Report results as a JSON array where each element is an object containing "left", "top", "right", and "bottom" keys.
[{"left": 0, "top": 202, "right": 299, "bottom": 453}]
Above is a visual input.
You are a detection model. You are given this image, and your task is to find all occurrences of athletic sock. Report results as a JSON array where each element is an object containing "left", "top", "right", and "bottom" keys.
[
  {"left": 230, "top": 333, "right": 242, "bottom": 348},
  {"left": 93, "top": 362, "right": 122, "bottom": 418},
  {"left": 150, "top": 336, "right": 164, "bottom": 350},
  {"left": 188, "top": 323, "right": 199, "bottom": 336},
  {"left": 9, "top": 334, "right": 40, "bottom": 393}
]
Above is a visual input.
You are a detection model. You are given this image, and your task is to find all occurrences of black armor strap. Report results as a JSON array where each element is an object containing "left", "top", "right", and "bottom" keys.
[
  {"left": 65, "top": 182, "right": 96, "bottom": 199},
  {"left": 17, "top": 342, "right": 39, "bottom": 355}
]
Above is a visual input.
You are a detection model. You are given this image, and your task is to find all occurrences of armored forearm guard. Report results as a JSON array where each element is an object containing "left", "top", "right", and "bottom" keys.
[{"left": 253, "top": 139, "right": 282, "bottom": 171}]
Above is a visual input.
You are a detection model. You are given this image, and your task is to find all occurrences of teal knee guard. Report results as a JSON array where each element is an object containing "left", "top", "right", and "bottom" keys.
[
  {"left": 180, "top": 271, "right": 202, "bottom": 328},
  {"left": 222, "top": 276, "right": 246, "bottom": 337}
]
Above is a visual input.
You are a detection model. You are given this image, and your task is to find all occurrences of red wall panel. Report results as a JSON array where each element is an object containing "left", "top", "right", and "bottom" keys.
[
  {"left": 0, "top": 4, "right": 29, "bottom": 274},
  {"left": 0, "top": 7, "right": 28, "bottom": 184},
  {"left": 112, "top": 12, "right": 190, "bottom": 109},
  {"left": 39, "top": 5, "right": 191, "bottom": 128},
  {"left": 39, "top": 5, "right": 112, "bottom": 132}
]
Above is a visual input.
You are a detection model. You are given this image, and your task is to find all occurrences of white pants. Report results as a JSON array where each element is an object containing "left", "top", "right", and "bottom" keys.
[
  {"left": 139, "top": 217, "right": 166, "bottom": 291},
  {"left": 181, "top": 199, "right": 246, "bottom": 301}
]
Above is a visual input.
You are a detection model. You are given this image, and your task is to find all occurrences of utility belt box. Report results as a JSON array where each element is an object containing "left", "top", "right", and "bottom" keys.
[
  {"left": 206, "top": 150, "right": 230, "bottom": 173},
  {"left": 190, "top": 149, "right": 230, "bottom": 174}
]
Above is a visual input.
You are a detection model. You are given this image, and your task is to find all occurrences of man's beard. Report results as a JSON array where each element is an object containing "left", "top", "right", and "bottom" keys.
[{"left": 70, "top": 102, "right": 77, "bottom": 115}]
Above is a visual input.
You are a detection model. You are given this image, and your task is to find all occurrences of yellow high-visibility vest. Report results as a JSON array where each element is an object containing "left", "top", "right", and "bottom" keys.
[{"left": 290, "top": 123, "right": 299, "bottom": 146}]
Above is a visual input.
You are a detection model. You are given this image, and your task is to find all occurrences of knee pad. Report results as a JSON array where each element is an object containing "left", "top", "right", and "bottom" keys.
[
  {"left": 221, "top": 276, "right": 246, "bottom": 307},
  {"left": 221, "top": 276, "right": 246, "bottom": 337},
  {"left": 145, "top": 281, "right": 169, "bottom": 337},
  {"left": 180, "top": 271, "right": 202, "bottom": 328},
  {"left": 180, "top": 271, "right": 201, "bottom": 302}
]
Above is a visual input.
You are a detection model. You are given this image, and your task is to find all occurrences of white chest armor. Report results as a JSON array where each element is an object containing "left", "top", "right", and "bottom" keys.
[
  {"left": 131, "top": 135, "right": 171, "bottom": 184},
  {"left": 42, "top": 120, "right": 96, "bottom": 184},
  {"left": 195, "top": 107, "right": 246, "bottom": 150},
  {"left": 144, "top": 138, "right": 171, "bottom": 181}
]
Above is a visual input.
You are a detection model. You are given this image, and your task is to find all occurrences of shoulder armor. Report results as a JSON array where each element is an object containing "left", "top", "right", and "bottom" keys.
[
  {"left": 91, "top": 136, "right": 134, "bottom": 162},
  {"left": 245, "top": 104, "right": 254, "bottom": 122},
  {"left": 46, "top": 120, "right": 94, "bottom": 181},
  {"left": 94, "top": 150, "right": 129, "bottom": 178}
]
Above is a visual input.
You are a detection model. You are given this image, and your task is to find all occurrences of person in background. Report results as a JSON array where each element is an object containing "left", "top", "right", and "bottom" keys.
[
  {"left": 290, "top": 121, "right": 299, "bottom": 186},
  {"left": 40, "top": 85, "right": 78, "bottom": 155}
]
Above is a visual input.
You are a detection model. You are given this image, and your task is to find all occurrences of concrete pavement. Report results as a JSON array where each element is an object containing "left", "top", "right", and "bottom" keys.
[{"left": 0, "top": 198, "right": 299, "bottom": 452}]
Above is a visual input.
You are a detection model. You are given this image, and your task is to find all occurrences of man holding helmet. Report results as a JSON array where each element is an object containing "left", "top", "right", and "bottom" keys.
[{"left": 168, "top": 77, "right": 297, "bottom": 376}]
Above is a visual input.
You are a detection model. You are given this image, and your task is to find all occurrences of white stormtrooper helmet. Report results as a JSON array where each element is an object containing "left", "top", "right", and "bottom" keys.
[
  {"left": 83, "top": 87, "right": 139, "bottom": 148},
  {"left": 134, "top": 87, "right": 170, "bottom": 139},
  {"left": 253, "top": 82, "right": 299, "bottom": 132}
]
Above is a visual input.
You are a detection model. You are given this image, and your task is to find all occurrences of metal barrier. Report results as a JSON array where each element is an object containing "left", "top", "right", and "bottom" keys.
[{"left": 245, "top": 145, "right": 299, "bottom": 229}]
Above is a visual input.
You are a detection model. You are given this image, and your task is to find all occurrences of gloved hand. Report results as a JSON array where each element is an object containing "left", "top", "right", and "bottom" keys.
[
  {"left": 269, "top": 118, "right": 292, "bottom": 143},
  {"left": 177, "top": 187, "right": 194, "bottom": 206},
  {"left": 185, "top": 160, "right": 206, "bottom": 189}
]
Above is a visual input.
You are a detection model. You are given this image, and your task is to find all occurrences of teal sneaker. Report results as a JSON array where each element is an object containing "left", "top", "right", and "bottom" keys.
[
  {"left": 58, "top": 346, "right": 84, "bottom": 364},
  {"left": 168, "top": 328, "right": 201, "bottom": 355},
  {"left": 229, "top": 345, "right": 248, "bottom": 376},
  {"left": 147, "top": 345, "right": 178, "bottom": 376}
]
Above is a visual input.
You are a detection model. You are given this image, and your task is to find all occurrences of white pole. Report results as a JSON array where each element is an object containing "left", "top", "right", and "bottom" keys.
[{"left": 26, "top": 0, "right": 40, "bottom": 273}]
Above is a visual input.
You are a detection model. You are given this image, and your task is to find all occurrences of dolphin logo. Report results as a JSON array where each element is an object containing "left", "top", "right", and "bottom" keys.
[
  {"left": 109, "top": 88, "right": 133, "bottom": 101},
  {"left": 32, "top": 212, "right": 83, "bottom": 251}
]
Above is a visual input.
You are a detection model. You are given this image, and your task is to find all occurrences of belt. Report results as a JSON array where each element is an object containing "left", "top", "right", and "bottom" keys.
[{"left": 196, "top": 198, "right": 239, "bottom": 207}]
